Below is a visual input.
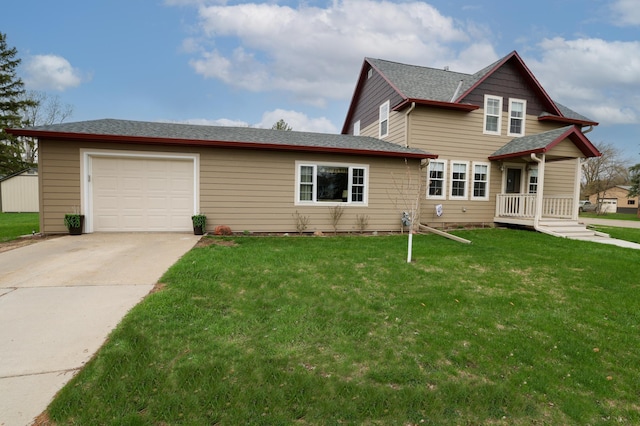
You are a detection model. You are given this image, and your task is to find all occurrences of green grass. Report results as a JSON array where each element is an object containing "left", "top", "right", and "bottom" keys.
[
  {"left": 580, "top": 212, "right": 640, "bottom": 221},
  {"left": 47, "top": 230, "right": 640, "bottom": 425},
  {"left": 0, "top": 212, "right": 39, "bottom": 242},
  {"left": 591, "top": 226, "right": 640, "bottom": 244}
]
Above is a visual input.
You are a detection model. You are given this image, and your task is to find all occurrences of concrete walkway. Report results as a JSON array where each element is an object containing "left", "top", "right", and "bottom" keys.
[
  {"left": 577, "top": 217, "right": 640, "bottom": 249},
  {"left": 0, "top": 233, "right": 200, "bottom": 426}
]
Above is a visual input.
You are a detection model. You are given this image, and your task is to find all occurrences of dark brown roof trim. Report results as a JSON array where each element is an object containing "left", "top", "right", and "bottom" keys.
[
  {"left": 538, "top": 115, "right": 599, "bottom": 127},
  {"left": 9, "top": 128, "right": 436, "bottom": 160},
  {"left": 394, "top": 99, "right": 479, "bottom": 112}
]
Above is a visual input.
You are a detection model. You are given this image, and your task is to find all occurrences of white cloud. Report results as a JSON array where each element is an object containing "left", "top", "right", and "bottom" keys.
[
  {"left": 527, "top": 38, "right": 640, "bottom": 125},
  {"left": 255, "top": 109, "right": 338, "bottom": 133},
  {"left": 23, "top": 54, "right": 84, "bottom": 91},
  {"left": 161, "top": 109, "right": 337, "bottom": 133},
  {"left": 180, "top": 0, "right": 495, "bottom": 105},
  {"left": 611, "top": 0, "right": 640, "bottom": 26}
]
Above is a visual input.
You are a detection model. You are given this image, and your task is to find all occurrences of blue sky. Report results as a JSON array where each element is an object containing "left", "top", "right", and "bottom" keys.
[{"left": 3, "top": 0, "right": 640, "bottom": 163}]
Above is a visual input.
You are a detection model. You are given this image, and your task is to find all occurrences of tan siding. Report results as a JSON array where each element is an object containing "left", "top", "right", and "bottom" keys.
[
  {"left": 544, "top": 159, "right": 577, "bottom": 196},
  {"left": 38, "top": 139, "right": 421, "bottom": 234},
  {"left": 39, "top": 140, "right": 81, "bottom": 233},
  {"left": 1, "top": 173, "right": 39, "bottom": 212},
  {"left": 408, "top": 107, "right": 581, "bottom": 225}
]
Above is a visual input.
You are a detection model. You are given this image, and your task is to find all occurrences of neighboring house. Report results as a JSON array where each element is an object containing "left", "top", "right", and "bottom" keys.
[
  {"left": 0, "top": 168, "right": 39, "bottom": 213},
  {"left": 6, "top": 121, "right": 432, "bottom": 234},
  {"left": 342, "top": 51, "right": 601, "bottom": 231},
  {"left": 588, "top": 185, "right": 639, "bottom": 214}
]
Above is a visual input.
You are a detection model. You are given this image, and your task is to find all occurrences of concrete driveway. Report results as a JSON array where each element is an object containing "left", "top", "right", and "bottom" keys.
[{"left": 0, "top": 233, "right": 200, "bottom": 426}]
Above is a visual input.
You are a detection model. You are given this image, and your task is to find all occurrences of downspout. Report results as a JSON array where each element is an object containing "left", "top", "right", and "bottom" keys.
[
  {"left": 530, "top": 153, "right": 545, "bottom": 232},
  {"left": 404, "top": 102, "right": 416, "bottom": 148}
]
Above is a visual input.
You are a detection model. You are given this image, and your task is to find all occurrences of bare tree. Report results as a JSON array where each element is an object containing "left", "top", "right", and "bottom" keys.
[
  {"left": 581, "top": 142, "right": 628, "bottom": 214},
  {"left": 19, "top": 91, "right": 73, "bottom": 164},
  {"left": 389, "top": 159, "right": 424, "bottom": 262}
]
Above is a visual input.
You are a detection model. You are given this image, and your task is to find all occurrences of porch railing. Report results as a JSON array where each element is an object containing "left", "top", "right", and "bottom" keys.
[{"left": 496, "top": 194, "right": 574, "bottom": 219}]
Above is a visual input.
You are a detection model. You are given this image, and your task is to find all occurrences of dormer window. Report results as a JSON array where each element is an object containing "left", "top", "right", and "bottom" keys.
[
  {"left": 483, "top": 95, "right": 502, "bottom": 135},
  {"left": 508, "top": 99, "right": 526, "bottom": 136}
]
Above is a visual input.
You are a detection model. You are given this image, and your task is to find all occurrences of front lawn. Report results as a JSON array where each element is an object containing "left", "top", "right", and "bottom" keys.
[
  {"left": 0, "top": 212, "right": 39, "bottom": 242},
  {"left": 47, "top": 230, "right": 640, "bottom": 425},
  {"left": 580, "top": 212, "right": 640, "bottom": 221}
]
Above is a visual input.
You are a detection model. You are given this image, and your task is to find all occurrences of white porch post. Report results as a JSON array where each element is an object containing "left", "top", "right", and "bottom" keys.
[
  {"left": 532, "top": 153, "right": 545, "bottom": 228},
  {"left": 572, "top": 158, "right": 582, "bottom": 221}
]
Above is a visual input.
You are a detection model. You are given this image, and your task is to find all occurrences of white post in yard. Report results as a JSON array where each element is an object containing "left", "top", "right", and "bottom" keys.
[{"left": 407, "top": 231, "right": 413, "bottom": 263}]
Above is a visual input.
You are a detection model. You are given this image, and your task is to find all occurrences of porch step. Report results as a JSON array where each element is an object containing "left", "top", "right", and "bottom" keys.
[{"left": 536, "top": 220, "right": 609, "bottom": 240}]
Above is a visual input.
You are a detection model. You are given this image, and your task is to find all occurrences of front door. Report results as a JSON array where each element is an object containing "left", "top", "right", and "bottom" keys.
[{"left": 506, "top": 168, "right": 522, "bottom": 194}]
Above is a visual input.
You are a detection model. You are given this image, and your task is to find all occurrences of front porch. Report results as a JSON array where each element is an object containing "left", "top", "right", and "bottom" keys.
[{"left": 494, "top": 194, "right": 577, "bottom": 226}]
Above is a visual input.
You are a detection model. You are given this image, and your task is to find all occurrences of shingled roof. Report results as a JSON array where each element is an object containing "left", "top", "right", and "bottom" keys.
[
  {"left": 347, "top": 52, "right": 597, "bottom": 130},
  {"left": 489, "top": 125, "right": 601, "bottom": 160},
  {"left": 8, "top": 119, "right": 435, "bottom": 160}
]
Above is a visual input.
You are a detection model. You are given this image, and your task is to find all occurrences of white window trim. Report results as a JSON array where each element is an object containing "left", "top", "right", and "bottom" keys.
[
  {"left": 471, "top": 161, "right": 490, "bottom": 201},
  {"left": 426, "top": 160, "right": 447, "bottom": 200},
  {"left": 353, "top": 120, "right": 360, "bottom": 136},
  {"left": 483, "top": 95, "right": 502, "bottom": 135},
  {"left": 379, "top": 100, "right": 390, "bottom": 138},
  {"left": 507, "top": 98, "right": 527, "bottom": 137},
  {"left": 527, "top": 167, "right": 538, "bottom": 194},
  {"left": 80, "top": 149, "right": 200, "bottom": 234},
  {"left": 295, "top": 161, "right": 369, "bottom": 206},
  {"left": 450, "top": 161, "right": 469, "bottom": 200}
]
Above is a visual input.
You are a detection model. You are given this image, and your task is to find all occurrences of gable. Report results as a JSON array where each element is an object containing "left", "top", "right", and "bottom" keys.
[
  {"left": 342, "top": 61, "right": 405, "bottom": 135},
  {"left": 458, "top": 57, "right": 553, "bottom": 116}
]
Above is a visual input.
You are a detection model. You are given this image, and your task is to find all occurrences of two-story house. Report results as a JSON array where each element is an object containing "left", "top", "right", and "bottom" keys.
[
  {"left": 7, "top": 51, "right": 601, "bottom": 236},
  {"left": 342, "top": 51, "right": 601, "bottom": 234}
]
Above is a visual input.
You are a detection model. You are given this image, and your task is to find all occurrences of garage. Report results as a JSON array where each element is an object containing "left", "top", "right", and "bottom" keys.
[
  {"left": 89, "top": 154, "right": 196, "bottom": 232},
  {"left": 598, "top": 198, "right": 617, "bottom": 214}
]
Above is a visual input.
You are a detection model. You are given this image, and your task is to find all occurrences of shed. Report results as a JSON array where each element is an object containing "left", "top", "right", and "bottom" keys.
[{"left": 0, "top": 168, "right": 39, "bottom": 213}]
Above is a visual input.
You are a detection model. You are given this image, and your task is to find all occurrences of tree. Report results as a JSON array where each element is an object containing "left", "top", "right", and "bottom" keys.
[
  {"left": 0, "top": 32, "right": 37, "bottom": 175},
  {"left": 628, "top": 163, "right": 640, "bottom": 217},
  {"left": 271, "top": 119, "right": 292, "bottom": 131},
  {"left": 19, "top": 91, "right": 73, "bottom": 164},
  {"left": 581, "top": 141, "right": 628, "bottom": 214}
]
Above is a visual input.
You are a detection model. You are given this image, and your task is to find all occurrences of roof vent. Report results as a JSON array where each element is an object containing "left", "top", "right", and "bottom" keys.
[{"left": 444, "top": 66, "right": 449, "bottom": 71}]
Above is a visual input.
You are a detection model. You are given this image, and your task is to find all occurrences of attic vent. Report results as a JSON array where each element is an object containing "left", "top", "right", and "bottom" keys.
[{"left": 367, "top": 68, "right": 373, "bottom": 79}]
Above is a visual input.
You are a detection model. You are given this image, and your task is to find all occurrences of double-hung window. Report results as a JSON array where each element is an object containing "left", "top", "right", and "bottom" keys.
[
  {"left": 379, "top": 101, "right": 389, "bottom": 138},
  {"left": 528, "top": 168, "right": 538, "bottom": 194},
  {"left": 450, "top": 161, "right": 469, "bottom": 199},
  {"left": 471, "top": 162, "right": 490, "bottom": 201},
  {"left": 484, "top": 95, "right": 502, "bottom": 135},
  {"left": 508, "top": 99, "right": 526, "bottom": 136},
  {"left": 427, "top": 160, "right": 446, "bottom": 199},
  {"left": 296, "top": 162, "right": 368, "bottom": 205}
]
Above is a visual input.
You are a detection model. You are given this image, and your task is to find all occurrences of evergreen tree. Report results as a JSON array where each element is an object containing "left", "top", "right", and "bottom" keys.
[
  {"left": 271, "top": 119, "right": 293, "bottom": 131},
  {"left": 0, "top": 32, "right": 37, "bottom": 175}
]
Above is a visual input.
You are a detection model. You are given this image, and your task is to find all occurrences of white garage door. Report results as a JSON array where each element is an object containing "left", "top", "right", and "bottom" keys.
[
  {"left": 599, "top": 198, "right": 617, "bottom": 214},
  {"left": 92, "top": 156, "right": 194, "bottom": 232}
]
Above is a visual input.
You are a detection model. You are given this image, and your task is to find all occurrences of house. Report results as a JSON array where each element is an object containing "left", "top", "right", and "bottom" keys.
[
  {"left": 6, "top": 51, "right": 601, "bottom": 236},
  {"left": 6, "top": 120, "right": 433, "bottom": 234},
  {"left": 0, "top": 168, "right": 39, "bottom": 213},
  {"left": 342, "top": 51, "right": 601, "bottom": 233},
  {"left": 588, "top": 185, "right": 639, "bottom": 214}
]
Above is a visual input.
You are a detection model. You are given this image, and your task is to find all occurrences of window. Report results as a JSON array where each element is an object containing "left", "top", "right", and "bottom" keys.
[
  {"left": 471, "top": 162, "right": 490, "bottom": 200},
  {"left": 296, "top": 162, "right": 367, "bottom": 205},
  {"left": 353, "top": 120, "right": 360, "bottom": 136},
  {"left": 528, "top": 168, "right": 538, "bottom": 194},
  {"left": 484, "top": 95, "right": 502, "bottom": 135},
  {"left": 508, "top": 99, "right": 526, "bottom": 136},
  {"left": 379, "top": 101, "right": 389, "bottom": 138},
  {"left": 427, "top": 160, "right": 446, "bottom": 199},
  {"left": 450, "top": 161, "right": 469, "bottom": 199},
  {"left": 628, "top": 199, "right": 636, "bottom": 206}
]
